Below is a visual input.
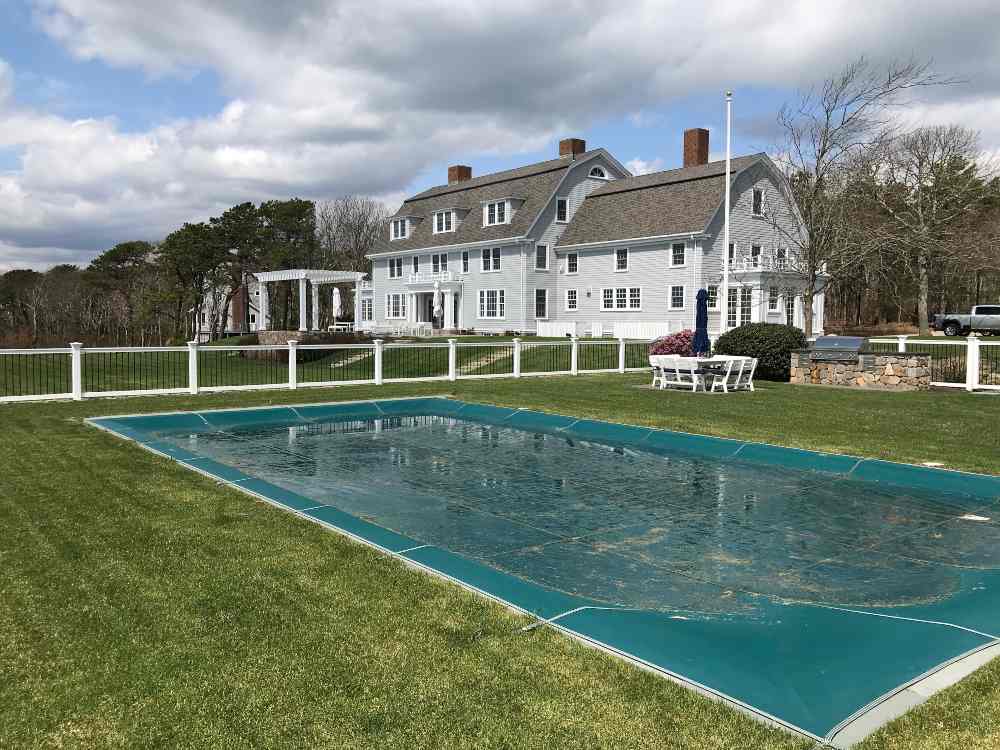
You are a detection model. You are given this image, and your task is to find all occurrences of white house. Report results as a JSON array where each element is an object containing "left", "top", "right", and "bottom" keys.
[{"left": 358, "top": 132, "right": 822, "bottom": 337}]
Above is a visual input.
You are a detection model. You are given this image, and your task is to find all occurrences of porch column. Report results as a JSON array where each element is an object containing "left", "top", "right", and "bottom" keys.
[
  {"left": 259, "top": 282, "right": 269, "bottom": 331},
  {"left": 794, "top": 293, "right": 803, "bottom": 330},
  {"left": 752, "top": 286, "right": 765, "bottom": 322},
  {"left": 444, "top": 290, "right": 454, "bottom": 329},
  {"left": 311, "top": 282, "right": 321, "bottom": 331},
  {"left": 298, "top": 277, "right": 308, "bottom": 332},
  {"left": 407, "top": 292, "right": 416, "bottom": 324}
]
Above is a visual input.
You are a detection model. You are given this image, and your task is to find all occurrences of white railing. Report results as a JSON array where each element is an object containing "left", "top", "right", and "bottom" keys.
[
  {"left": 731, "top": 256, "right": 792, "bottom": 272},
  {"left": 867, "top": 335, "right": 999, "bottom": 391},
  {"left": 0, "top": 337, "right": 651, "bottom": 403},
  {"left": 407, "top": 270, "right": 456, "bottom": 284}
]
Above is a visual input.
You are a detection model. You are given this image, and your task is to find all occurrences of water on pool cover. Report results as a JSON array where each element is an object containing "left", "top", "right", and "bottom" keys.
[{"left": 163, "top": 414, "right": 1000, "bottom": 615}]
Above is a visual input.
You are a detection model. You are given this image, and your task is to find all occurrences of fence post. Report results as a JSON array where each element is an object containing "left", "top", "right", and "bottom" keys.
[
  {"left": 570, "top": 336, "right": 579, "bottom": 375},
  {"left": 288, "top": 339, "right": 298, "bottom": 389},
  {"left": 448, "top": 338, "right": 457, "bottom": 381},
  {"left": 373, "top": 339, "right": 384, "bottom": 385},
  {"left": 187, "top": 341, "right": 199, "bottom": 395},
  {"left": 618, "top": 337, "right": 626, "bottom": 373},
  {"left": 897, "top": 335, "right": 907, "bottom": 353},
  {"left": 70, "top": 342, "right": 83, "bottom": 400},
  {"left": 966, "top": 335, "right": 980, "bottom": 392},
  {"left": 512, "top": 338, "right": 522, "bottom": 378}
]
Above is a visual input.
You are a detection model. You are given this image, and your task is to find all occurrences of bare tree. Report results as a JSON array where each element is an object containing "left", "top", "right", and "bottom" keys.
[
  {"left": 772, "top": 57, "right": 954, "bottom": 335},
  {"left": 864, "top": 125, "right": 995, "bottom": 333},
  {"left": 317, "top": 196, "right": 390, "bottom": 272}
]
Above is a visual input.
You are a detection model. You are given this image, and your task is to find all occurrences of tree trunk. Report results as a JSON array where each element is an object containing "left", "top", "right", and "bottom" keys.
[
  {"left": 802, "top": 286, "right": 814, "bottom": 338},
  {"left": 917, "top": 250, "right": 931, "bottom": 335}
]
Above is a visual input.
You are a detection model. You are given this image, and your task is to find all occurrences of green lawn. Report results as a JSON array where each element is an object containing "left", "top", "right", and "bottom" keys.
[{"left": 2, "top": 376, "right": 999, "bottom": 749}]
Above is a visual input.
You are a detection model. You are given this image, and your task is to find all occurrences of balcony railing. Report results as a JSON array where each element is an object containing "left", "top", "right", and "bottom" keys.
[
  {"left": 407, "top": 270, "right": 457, "bottom": 284},
  {"left": 731, "top": 255, "right": 794, "bottom": 272}
]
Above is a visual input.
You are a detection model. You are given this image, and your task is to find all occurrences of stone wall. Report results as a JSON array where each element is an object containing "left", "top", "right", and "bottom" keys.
[{"left": 790, "top": 352, "right": 931, "bottom": 391}]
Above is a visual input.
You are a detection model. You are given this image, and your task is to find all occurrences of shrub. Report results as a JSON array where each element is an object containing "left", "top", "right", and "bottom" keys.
[
  {"left": 648, "top": 329, "right": 695, "bottom": 356},
  {"left": 713, "top": 323, "right": 806, "bottom": 380}
]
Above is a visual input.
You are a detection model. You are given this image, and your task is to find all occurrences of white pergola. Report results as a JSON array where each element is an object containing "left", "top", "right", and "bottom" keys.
[{"left": 254, "top": 269, "right": 365, "bottom": 332}]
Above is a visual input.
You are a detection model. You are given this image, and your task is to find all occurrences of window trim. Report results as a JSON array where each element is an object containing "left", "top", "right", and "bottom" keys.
[
  {"left": 768, "top": 286, "right": 780, "bottom": 312},
  {"left": 534, "top": 288, "right": 548, "bottom": 320},
  {"left": 588, "top": 166, "right": 608, "bottom": 179},
  {"left": 387, "top": 257, "right": 403, "bottom": 279},
  {"left": 480, "top": 247, "right": 501, "bottom": 273},
  {"left": 390, "top": 218, "right": 408, "bottom": 241},
  {"left": 614, "top": 247, "right": 629, "bottom": 272},
  {"left": 565, "top": 252, "right": 578, "bottom": 275},
  {"left": 534, "top": 244, "right": 549, "bottom": 271},
  {"left": 740, "top": 287, "right": 752, "bottom": 326},
  {"left": 360, "top": 298, "right": 373, "bottom": 322},
  {"left": 484, "top": 200, "right": 509, "bottom": 227},
  {"left": 385, "top": 292, "right": 408, "bottom": 320},
  {"left": 752, "top": 188, "right": 764, "bottom": 217},
  {"left": 555, "top": 196, "right": 569, "bottom": 223},
  {"left": 411, "top": 256, "right": 419, "bottom": 274},
  {"left": 565, "top": 288, "right": 578, "bottom": 312},
  {"left": 670, "top": 242, "right": 687, "bottom": 268},
  {"left": 432, "top": 253, "right": 448, "bottom": 274},
  {"left": 707, "top": 285, "right": 719, "bottom": 310},
  {"left": 669, "top": 285, "right": 686, "bottom": 311},
  {"left": 599, "top": 286, "right": 643, "bottom": 312},
  {"left": 477, "top": 288, "right": 506, "bottom": 320},
  {"left": 432, "top": 210, "right": 454, "bottom": 235},
  {"left": 461, "top": 250, "right": 469, "bottom": 273}
]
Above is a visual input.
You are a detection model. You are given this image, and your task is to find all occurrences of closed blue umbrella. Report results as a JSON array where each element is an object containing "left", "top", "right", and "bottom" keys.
[{"left": 693, "top": 288, "right": 711, "bottom": 355}]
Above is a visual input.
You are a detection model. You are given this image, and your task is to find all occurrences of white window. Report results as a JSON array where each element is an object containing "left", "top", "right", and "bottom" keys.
[
  {"left": 776, "top": 247, "right": 787, "bottom": 270},
  {"left": 432, "top": 253, "right": 448, "bottom": 273},
  {"left": 412, "top": 256, "right": 419, "bottom": 274},
  {"left": 601, "top": 287, "right": 639, "bottom": 311},
  {"left": 707, "top": 285, "right": 719, "bottom": 310},
  {"left": 361, "top": 298, "right": 373, "bottom": 321},
  {"left": 785, "top": 292, "right": 796, "bottom": 327},
  {"left": 751, "top": 245, "right": 761, "bottom": 267},
  {"left": 433, "top": 210, "right": 453, "bottom": 234},
  {"left": 589, "top": 166, "right": 607, "bottom": 178},
  {"left": 670, "top": 286, "right": 685, "bottom": 309},
  {"left": 391, "top": 218, "right": 408, "bottom": 240},
  {"left": 615, "top": 248, "right": 629, "bottom": 272},
  {"left": 728, "top": 242, "right": 735, "bottom": 263},
  {"left": 485, "top": 201, "right": 507, "bottom": 226},
  {"left": 388, "top": 257, "right": 403, "bottom": 278},
  {"left": 480, "top": 247, "right": 501, "bottom": 272},
  {"left": 535, "top": 244, "right": 548, "bottom": 270},
  {"left": 462, "top": 251, "right": 469, "bottom": 273},
  {"left": 768, "top": 287, "right": 779, "bottom": 311},
  {"left": 740, "top": 287, "right": 752, "bottom": 325},
  {"left": 478, "top": 289, "right": 505, "bottom": 318},
  {"left": 566, "top": 252, "right": 578, "bottom": 274},
  {"left": 752, "top": 188, "right": 764, "bottom": 216},
  {"left": 565, "top": 289, "right": 578, "bottom": 311},
  {"left": 727, "top": 288, "right": 738, "bottom": 329},
  {"left": 385, "top": 293, "right": 407, "bottom": 319},
  {"left": 671, "top": 243, "right": 686, "bottom": 267},
  {"left": 556, "top": 197, "right": 568, "bottom": 223},
  {"left": 535, "top": 289, "right": 548, "bottom": 319},
  {"left": 249, "top": 313, "right": 256, "bottom": 324}
]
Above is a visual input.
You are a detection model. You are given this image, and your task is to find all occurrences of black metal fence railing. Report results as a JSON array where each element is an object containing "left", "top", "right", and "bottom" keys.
[
  {"left": 83, "top": 349, "right": 187, "bottom": 393},
  {"left": 521, "top": 343, "right": 571, "bottom": 374},
  {"left": 382, "top": 345, "right": 449, "bottom": 380},
  {"left": 578, "top": 342, "right": 618, "bottom": 371},
  {"left": 0, "top": 350, "right": 72, "bottom": 397},
  {"left": 197, "top": 347, "right": 287, "bottom": 388},
  {"left": 457, "top": 344, "right": 514, "bottom": 376},
  {"left": 923, "top": 343, "right": 967, "bottom": 384},
  {"left": 625, "top": 342, "right": 649, "bottom": 369},
  {"left": 980, "top": 343, "right": 1000, "bottom": 388},
  {"left": 298, "top": 346, "right": 376, "bottom": 384}
]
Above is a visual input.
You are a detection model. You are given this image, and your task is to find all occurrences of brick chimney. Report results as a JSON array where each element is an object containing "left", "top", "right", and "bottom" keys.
[
  {"left": 559, "top": 138, "right": 586, "bottom": 159},
  {"left": 448, "top": 165, "right": 472, "bottom": 184},
  {"left": 683, "top": 128, "right": 709, "bottom": 168}
]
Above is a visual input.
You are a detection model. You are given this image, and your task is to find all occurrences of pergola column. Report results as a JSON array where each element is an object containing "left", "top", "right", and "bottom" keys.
[
  {"left": 298, "top": 277, "right": 308, "bottom": 332},
  {"left": 259, "top": 282, "right": 269, "bottom": 331},
  {"left": 444, "top": 290, "right": 454, "bottom": 329},
  {"left": 311, "top": 283, "right": 320, "bottom": 331}
]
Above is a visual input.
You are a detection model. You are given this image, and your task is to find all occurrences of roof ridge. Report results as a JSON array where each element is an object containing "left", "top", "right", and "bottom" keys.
[
  {"left": 403, "top": 149, "right": 603, "bottom": 204},
  {"left": 585, "top": 153, "right": 765, "bottom": 199}
]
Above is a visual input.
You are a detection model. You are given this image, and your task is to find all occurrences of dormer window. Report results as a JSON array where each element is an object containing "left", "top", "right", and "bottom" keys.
[
  {"left": 485, "top": 200, "right": 507, "bottom": 226},
  {"left": 391, "top": 218, "right": 408, "bottom": 240},
  {"left": 752, "top": 188, "right": 764, "bottom": 216},
  {"left": 589, "top": 166, "right": 607, "bottom": 178},
  {"left": 433, "top": 210, "right": 454, "bottom": 234},
  {"left": 556, "top": 197, "right": 568, "bottom": 223}
]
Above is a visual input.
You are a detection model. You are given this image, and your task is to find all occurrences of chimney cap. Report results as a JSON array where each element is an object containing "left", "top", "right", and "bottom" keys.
[{"left": 559, "top": 138, "right": 587, "bottom": 159}]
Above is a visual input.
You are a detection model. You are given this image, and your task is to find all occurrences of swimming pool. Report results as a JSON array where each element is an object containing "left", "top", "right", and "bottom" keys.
[{"left": 90, "top": 397, "right": 1000, "bottom": 747}]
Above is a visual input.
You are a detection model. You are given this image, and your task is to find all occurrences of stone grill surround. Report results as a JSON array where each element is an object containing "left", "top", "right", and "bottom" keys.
[{"left": 790, "top": 351, "right": 931, "bottom": 391}]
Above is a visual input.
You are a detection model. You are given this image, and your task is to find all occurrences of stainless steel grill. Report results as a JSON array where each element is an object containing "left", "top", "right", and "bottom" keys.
[{"left": 806, "top": 336, "right": 870, "bottom": 362}]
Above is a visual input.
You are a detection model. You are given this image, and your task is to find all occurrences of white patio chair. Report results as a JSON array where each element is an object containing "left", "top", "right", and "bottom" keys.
[
  {"left": 734, "top": 357, "right": 758, "bottom": 391},
  {"left": 649, "top": 355, "right": 671, "bottom": 389},
  {"left": 663, "top": 356, "right": 703, "bottom": 391},
  {"left": 707, "top": 357, "right": 736, "bottom": 392}
]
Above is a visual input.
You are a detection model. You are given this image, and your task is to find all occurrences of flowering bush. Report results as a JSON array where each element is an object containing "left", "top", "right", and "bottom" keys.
[{"left": 647, "top": 329, "right": 695, "bottom": 356}]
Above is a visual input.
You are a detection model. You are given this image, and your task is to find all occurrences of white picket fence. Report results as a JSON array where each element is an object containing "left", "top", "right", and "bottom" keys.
[{"left": 0, "top": 337, "right": 651, "bottom": 403}]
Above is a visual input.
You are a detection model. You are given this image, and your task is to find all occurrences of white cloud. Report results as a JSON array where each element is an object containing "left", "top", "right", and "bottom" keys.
[
  {"left": 3, "top": 0, "right": 1000, "bottom": 270},
  {"left": 625, "top": 157, "right": 665, "bottom": 176}
]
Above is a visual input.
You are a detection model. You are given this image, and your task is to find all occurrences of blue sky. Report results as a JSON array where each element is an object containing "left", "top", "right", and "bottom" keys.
[{"left": 2, "top": 0, "right": 999, "bottom": 271}]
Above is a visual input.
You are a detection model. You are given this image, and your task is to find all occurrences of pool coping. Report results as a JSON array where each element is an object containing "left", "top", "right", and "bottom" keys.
[{"left": 85, "top": 396, "right": 1000, "bottom": 747}]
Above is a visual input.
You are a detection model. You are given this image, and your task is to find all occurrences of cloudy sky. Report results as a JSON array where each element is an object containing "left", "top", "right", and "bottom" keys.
[{"left": 2, "top": 0, "right": 1000, "bottom": 272}]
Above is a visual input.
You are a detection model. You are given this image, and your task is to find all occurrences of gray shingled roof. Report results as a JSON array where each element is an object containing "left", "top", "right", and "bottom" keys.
[
  {"left": 374, "top": 150, "right": 605, "bottom": 254},
  {"left": 556, "top": 154, "right": 764, "bottom": 247}
]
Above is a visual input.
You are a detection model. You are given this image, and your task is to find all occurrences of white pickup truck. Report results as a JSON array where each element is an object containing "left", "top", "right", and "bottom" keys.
[{"left": 932, "top": 305, "right": 1000, "bottom": 336}]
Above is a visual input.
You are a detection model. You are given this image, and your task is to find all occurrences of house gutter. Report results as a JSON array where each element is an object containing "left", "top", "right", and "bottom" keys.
[{"left": 366, "top": 235, "right": 526, "bottom": 260}]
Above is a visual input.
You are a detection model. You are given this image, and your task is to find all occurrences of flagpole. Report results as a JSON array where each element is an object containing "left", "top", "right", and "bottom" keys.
[{"left": 721, "top": 91, "right": 733, "bottom": 334}]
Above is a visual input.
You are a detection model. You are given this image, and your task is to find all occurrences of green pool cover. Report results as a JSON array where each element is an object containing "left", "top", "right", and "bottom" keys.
[{"left": 89, "top": 397, "right": 1000, "bottom": 746}]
